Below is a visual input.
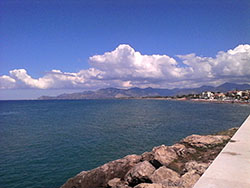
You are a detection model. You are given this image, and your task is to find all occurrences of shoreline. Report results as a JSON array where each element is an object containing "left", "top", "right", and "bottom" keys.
[
  {"left": 136, "top": 97, "right": 250, "bottom": 105},
  {"left": 190, "top": 98, "right": 250, "bottom": 105},
  {"left": 2, "top": 97, "right": 249, "bottom": 104},
  {"left": 61, "top": 127, "right": 238, "bottom": 188}
]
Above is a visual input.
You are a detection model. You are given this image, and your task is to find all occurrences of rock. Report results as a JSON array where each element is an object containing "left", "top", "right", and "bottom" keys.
[
  {"left": 107, "top": 178, "right": 131, "bottom": 188},
  {"left": 160, "top": 179, "right": 179, "bottom": 188},
  {"left": 184, "top": 161, "right": 209, "bottom": 175},
  {"left": 141, "top": 151, "right": 162, "bottom": 169},
  {"left": 170, "top": 143, "right": 186, "bottom": 157},
  {"left": 141, "top": 151, "right": 154, "bottom": 162},
  {"left": 116, "top": 185, "right": 131, "bottom": 188},
  {"left": 179, "top": 170, "right": 200, "bottom": 188},
  {"left": 150, "top": 166, "right": 180, "bottom": 184},
  {"left": 108, "top": 178, "right": 123, "bottom": 188},
  {"left": 134, "top": 183, "right": 167, "bottom": 188},
  {"left": 125, "top": 161, "right": 155, "bottom": 186},
  {"left": 61, "top": 154, "right": 141, "bottom": 188},
  {"left": 186, "top": 147, "right": 197, "bottom": 154},
  {"left": 152, "top": 145, "right": 178, "bottom": 166},
  {"left": 181, "top": 134, "right": 230, "bottom": 149},
  {"left": 170, "top": 143, "right": 196, "bottom": 157},
  {"left": 61, "top": 128, "right": 237, "bottom": 188},
  {"left": 59, "top": 171, "right": 87, "bottom": 188}
]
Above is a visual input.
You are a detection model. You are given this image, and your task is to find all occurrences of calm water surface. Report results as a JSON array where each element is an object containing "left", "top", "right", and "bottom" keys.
[{"left": 0, "top": 99, "right": 249, "bottom": 188}]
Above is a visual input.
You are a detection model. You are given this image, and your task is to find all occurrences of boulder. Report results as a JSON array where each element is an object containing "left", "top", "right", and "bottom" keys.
[
  {"left": 170, "top": 143, "right": 186, "bottom": 157},
  {"left": 60, "top": 171, "right": 87, "bottom": 188},
  {"left": 108, "top": 178, "right": 121, "bottom": 186},
  {"left": 141, "top": 151, "right": 162, "bottom": 169},
  {"left": 61, "top": 128, "right": 236, "bottom": 188},
  {"left": 108, "top": 178, "right": 128, "bottom": 188},
  {"left": 150, "top": 166, "right": 180, "bottom": 184},
  {"left": 141, "top": 151, "right": 154, "bottom": 162},
  {"left": 181, "top": 134, "right": 230, "bottom": 149},
  {"left": 61, "top": 154, "right": 141, "bottom": 188},
  {"left": 125, "top": 161, "right": 155, "bottom": 185},
  {"left": 184, "top": 161, "right": 209, "bottom": 175},
  {"left": 152, "top": 145, "right": 178, "bottom": 166},
  {"left": 107, "top": 178, "right": 131, "bottom": 188},
  {"left": 170, "top": 143, "right": 196, "bottom": 157},
  {"left": 134, "top": 183, "right": 167, "bottom": 188},
  {"left": 179, "top": 170, "right": 200, "bottom": 188},
  {"left": 116, "top": 185, "right": 131, "bottom": 188},
  {"left": 160, "top": 179, "right": 179, "bottom": 188}
]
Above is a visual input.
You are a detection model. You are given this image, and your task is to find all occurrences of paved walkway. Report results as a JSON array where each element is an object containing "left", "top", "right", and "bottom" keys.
[{"left": 193, "top": 115, "right": 250, "bottom": 188}]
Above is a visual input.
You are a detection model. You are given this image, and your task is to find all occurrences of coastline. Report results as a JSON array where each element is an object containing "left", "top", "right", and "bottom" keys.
[
  {"left": 135, "top": 97, "right": 250, "bottom": 105},
  {"left": 61, "top": 127, "right": 238, "bottom": 188},
  {"left": 190, "top": 98, "right": 250, "bottom": 105}
]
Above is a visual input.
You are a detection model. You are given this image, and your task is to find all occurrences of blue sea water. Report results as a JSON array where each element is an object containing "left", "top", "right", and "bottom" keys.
[{"left": 0, "top": 99, "right": 249, "bottom": 188}]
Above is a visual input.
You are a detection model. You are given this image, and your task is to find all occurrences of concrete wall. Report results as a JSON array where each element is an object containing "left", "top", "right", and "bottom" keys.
[{"left": 193, "top": 115, "right": 250, "bottom": 188}]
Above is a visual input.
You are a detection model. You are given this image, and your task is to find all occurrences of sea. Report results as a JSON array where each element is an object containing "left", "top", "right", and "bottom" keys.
[{"left": 0, "top": 99, "right": 249, "bottom": 188}]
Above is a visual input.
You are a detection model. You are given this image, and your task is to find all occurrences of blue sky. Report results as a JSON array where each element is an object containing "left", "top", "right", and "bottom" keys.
[{"left": 0, "top": 0, "right": 250, "bottom": 99}]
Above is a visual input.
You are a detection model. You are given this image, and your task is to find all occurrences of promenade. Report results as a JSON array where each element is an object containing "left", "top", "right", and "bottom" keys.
[{"left": 193, "top": 115, "right": 250, "bottom": 188}]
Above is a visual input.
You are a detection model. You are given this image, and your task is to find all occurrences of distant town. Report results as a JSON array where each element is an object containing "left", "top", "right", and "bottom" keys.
[
  {"left": 146, "top": 89, "right": 250, "bottom": 104},
  {"left": 38, "top": 83, "right": 250, "bottom": 104}
]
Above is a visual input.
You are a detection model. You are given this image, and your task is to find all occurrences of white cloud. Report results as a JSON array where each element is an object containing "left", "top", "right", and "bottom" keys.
[
  {"left": 89, "top": 44, "right": 184, "bottom": 81},
  {"left": 177, "top": 44, "right": 250, "bottom": 85},
  {"left": 0, "top": 75, "right": 16, "bottom": 89},
  {"left": 0, "top": 44, "right": 250, "bottom": 90},
  {"left": 213, "top": 44, "right": 250, "bottom": 77}
]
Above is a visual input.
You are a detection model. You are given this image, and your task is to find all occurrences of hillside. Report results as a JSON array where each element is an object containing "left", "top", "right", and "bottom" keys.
[{"left": 38, "top": 83, "right": 250, "bottom": 100}]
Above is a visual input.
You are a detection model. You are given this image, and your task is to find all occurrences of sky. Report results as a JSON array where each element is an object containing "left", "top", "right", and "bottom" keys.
[{"left": 0, "top": 0, "right": 250, "bottom": 99}]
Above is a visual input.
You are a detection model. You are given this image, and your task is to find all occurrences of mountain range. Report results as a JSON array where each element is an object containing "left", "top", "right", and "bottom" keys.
[{"left": 38, "top": 82, "right": 250, "bottom": 100}]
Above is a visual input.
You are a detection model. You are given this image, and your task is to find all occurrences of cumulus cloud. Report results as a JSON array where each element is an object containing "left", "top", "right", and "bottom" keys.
[
  {"left": 0, "top": 75, "right": 16, "bottom": 89},
  {"left": 177, "top": 44, "right": 250, "bottom": 85},
  {"left": 0, "top": 44, "right": 250, "bottom": 90},
  {"left": 89, "top": 44, "right": 185, "bottom": 81}
]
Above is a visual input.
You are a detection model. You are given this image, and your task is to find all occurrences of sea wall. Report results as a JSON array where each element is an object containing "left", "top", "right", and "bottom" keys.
[
  {"left": 193, "top": 115, "right": 250, "bottom": 188},
  {"left": 61, "top": 128, "right": 238, "bottom": 188}
]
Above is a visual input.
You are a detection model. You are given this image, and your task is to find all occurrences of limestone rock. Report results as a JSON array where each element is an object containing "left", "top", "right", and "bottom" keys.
[
  {"left": 116, "top": 185, "right": 131, "bottom": 188},
  {"left": 160, "top": 179, "right": 179, "bottom": 188},
  {"left": 170, "top": 143, "right": 196, "bottom": 157},
  {"left": 125, "top": 161, "right": 155, "bottom": 185},
  {"left": 60, "top": 128, "right": 236, "bottom": 188},
  {"left": 108, "top": 178, "right": 127, "bottom": 188},
  {"left": 134, "top": 183, "right": 167, "bottom": 188},
  {"left": 108, "top": 178, "right": 121, "bottom": 186},
  {"left": 181, "top": 134, "right": 230, "bottom": 148},
  {"left": 186, "top": 147, "right": 196, "bottom": 154},
  {"left": 107, "top": 178, "right": 131, "bottom": 188},
  {"left": 179, "top": 170, "right": 200, "bottom": 188},
  {"left": 141, "top": 151, "right": 154, "bottom": 162},
  {"left": 170, "top": 143, "right": 186, "bottom": 157},
  {"left": 60, "top": 171, "right": 86, "bottom": 188},
  {"left": 152, "top": 145, "right": 178, "bottom": 166},
  {"left": 150, "top": 166, "right": 180, "bottom": 184},
  {"left": 61, "top": 154, "right": 141, "bottom": 188},
  {"left": 184, "top": 161, "right": 209, "bottom": 175}
]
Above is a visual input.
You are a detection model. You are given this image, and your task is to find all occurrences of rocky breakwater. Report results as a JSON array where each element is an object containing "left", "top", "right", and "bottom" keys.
[{"left": 61, "top": 128, "right": 238, "bottom": 188}]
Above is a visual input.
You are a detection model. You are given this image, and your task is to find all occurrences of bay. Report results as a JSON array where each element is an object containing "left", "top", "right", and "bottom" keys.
[{"left": 0, "top": 99, "right": 249, "bottom": 188}]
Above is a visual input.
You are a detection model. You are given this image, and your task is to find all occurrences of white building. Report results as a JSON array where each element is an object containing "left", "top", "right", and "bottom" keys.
[{"left": 201, "top": 91, "right": 214, "bottom": 99}]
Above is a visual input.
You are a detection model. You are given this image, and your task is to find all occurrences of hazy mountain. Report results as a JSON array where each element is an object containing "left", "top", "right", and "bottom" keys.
[
  {"left": 214, "top": 82, "right": 250, "bottom": 92},
  {"left": 38, "top": 83, "right": 250, "bottom": 100}
]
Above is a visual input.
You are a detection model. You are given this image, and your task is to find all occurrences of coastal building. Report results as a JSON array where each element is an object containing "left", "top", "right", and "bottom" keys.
[
  {"left": 193, "top": 89, "right": 250, "bottom": 103},
  {"left": 201, "top": 91, "right": 214, "bottom": 99}
]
